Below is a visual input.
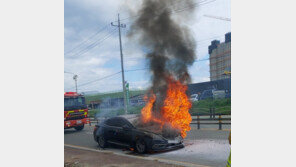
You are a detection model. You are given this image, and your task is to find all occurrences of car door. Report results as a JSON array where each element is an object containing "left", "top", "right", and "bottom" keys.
[
  {"left": 120, "top": 119, "right": 134, "bottom": 145},
  {"left": 114, "top": 118, "right": 127, "bottom": 144},
  {"left": 104, "top": 118, "right": 122, "bottom": 142}
]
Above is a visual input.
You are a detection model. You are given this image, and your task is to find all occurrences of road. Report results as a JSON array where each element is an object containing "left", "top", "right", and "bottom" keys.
[
  {"left": 65, "top": 124, "right": 230, "bottom": 167},
  {"left": 65, "top": 146, "right": 187, "bottom": 167}
]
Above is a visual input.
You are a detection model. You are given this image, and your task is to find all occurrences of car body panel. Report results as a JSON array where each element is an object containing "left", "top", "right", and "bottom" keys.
[{"left": 93, "top": 117, "right": 184, "bottom": 152}]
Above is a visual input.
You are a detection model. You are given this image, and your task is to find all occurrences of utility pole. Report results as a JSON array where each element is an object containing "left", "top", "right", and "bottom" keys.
[{"left": 111, "top": 14, "right": 128, "bottom": 115}]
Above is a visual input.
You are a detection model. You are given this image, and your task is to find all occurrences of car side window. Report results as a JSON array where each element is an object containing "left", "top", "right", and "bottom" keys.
[
  {"left": 105, "top": 118, "right": 124, "bottom": 127},
  {"left": 105, "top": 118, "right": 118, "bottom": 127},
  {"left": 116, "top": 118, "right": 127, "bottom": 127},
  {"left": 121, "top": 118, "right": 133, "bottom": 128},
  {"left": 105, "top": 118, "right": 133, "bottom": 128}
]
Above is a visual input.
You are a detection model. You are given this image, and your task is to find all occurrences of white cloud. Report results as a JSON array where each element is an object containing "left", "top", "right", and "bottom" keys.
[{"left": 64, "top": 0, "right": 230, "bottom": 92}]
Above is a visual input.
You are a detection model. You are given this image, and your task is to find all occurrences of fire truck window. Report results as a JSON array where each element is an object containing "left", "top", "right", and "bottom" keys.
[{"left": 64, "top": 97, "right": 86, "bottom": 110}]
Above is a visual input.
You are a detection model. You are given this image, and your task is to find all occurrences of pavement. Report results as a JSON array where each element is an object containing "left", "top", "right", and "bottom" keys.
[
  {"left": 65, "top": 146, "right": 188, "bottom": 167},
  {"left": 65, "top": 124, "right": 230, "bottom": 167}
]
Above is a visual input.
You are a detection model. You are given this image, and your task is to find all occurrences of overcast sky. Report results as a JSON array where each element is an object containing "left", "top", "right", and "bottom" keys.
[{"left": 64, "top": 0, "right": 230, "bottom": 93}]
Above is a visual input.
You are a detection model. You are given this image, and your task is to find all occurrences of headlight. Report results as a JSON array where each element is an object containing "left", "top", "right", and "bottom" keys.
[{"left": 177, "top": 136, "right": 184, "bottom": 143}]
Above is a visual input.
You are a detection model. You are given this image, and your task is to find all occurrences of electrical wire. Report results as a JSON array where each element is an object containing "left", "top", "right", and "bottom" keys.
[
  {"left": 75, "top": 71, "right": 122, "bottom": 88},
  {"left": 64, "top": 24, "right": 110, "bottom": 55},
  {"left": 64, "top": 71, "right": 75, "bottom": 75},
  {"left": 68, "top": 28, "right": 117, "bottom": 57}
]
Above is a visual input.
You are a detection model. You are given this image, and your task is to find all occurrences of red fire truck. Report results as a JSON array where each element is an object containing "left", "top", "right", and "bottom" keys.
[{"left": 64, "top": 92, "right": 90, "bottom": 130}]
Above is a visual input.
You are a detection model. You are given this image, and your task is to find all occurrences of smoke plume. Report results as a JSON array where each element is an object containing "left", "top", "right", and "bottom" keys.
[{"left": 128, "top": 0, "right": 197, "bottom": 129}]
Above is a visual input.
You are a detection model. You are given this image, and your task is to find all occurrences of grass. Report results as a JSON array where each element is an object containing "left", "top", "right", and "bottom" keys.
[
  {"left": 89, "top": 98, "right": 231, "bottom": 118},
  {"left": 190, "top": 98, "right": 231, "bottom": 115},
  {"left": 86, "top": 91, "right": 231, "bottom": 117}
]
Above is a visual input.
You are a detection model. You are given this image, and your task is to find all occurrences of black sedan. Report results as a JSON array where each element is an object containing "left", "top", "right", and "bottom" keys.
[{"left": 93, "top": 116, "right": 184, "bottom": 153}]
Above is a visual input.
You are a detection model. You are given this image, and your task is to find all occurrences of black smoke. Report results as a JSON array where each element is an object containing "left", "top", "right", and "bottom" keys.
[{"left": 128, "top": 0, "right": 197, "bottom": 117}]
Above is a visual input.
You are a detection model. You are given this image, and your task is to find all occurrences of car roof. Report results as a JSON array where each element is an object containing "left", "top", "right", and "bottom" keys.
[{"left": 107, "top": 116, "right": 128, "bottom": 121}]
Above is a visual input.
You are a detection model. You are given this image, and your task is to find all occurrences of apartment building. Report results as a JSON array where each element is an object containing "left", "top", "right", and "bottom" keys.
[{"left": 208, "top": 32, "right": 231, "bottom": 81}]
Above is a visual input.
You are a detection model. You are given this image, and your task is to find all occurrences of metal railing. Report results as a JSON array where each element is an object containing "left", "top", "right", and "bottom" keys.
[{"left": 190, "top": 113, "right": 231, "bottom": 130}]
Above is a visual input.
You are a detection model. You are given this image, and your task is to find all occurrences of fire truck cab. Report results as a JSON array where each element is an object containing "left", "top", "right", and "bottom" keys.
[{"left": 64, "top": 92, "right": 90, "bottom": 130}]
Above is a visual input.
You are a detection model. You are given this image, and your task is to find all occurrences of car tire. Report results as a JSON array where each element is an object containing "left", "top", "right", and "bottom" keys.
[
  {"left": 135, "top": 139, "right": 146, "bottom": 154},
  {"left": 97, "top": 136, "right": 108, "bottom": 148},
  {"left": 74, "top": 125, "right": 84, "bottom": 131}
]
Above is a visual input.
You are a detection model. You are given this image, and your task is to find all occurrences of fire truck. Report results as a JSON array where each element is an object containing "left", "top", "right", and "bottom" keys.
[{"left": 64, "top": 92, "right": 90, "bottom": 130}]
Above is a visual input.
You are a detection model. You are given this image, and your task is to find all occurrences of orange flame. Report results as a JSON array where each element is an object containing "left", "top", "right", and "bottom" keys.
[
  {"left": 140, "top": 76, "right": 192, "bottom": 138},
  {"left": 141, "top": 93, "right": 156, "bottom": 124}
]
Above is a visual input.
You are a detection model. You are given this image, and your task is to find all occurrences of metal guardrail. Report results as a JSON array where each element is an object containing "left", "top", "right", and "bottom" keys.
[
  {"left": 190, "top": 113, "right": 231, "bottom": 130},
  {"left": 89, "top": 113, "right": 231, "bottom": 130}
]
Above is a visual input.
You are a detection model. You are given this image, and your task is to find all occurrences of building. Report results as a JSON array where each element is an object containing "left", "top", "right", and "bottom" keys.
[
  {"left": 187, "top": 78, "right": 231, "bottom": 96},
  {"left": 208, "top": 32, "right": 231, "bottom": 81}
]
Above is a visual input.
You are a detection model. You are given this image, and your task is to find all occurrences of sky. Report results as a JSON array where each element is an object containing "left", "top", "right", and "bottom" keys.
[{"left": 64, "top": 0, "right": 231, "bottom": 93}]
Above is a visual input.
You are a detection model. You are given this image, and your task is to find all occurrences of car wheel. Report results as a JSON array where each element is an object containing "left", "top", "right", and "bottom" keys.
[
  {"left": 74, "top": 125, "right": 84, "bottom": 131},
  {"left": 135, "top": 139, "right": 146, "bottom": 154},
  {"left": 98, "top": 136, "right": 107, "bottom": 148}
]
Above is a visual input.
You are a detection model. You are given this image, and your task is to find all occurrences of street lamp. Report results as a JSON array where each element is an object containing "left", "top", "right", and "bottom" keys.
[
  {"left": 64, "top": 71, "right": 78, "bottom": 93},
  {"left": 73, "top": 74, "right": 78, "bottom": 93}
]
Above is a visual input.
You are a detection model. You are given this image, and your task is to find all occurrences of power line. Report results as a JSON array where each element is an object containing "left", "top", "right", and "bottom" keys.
[
  {"left": 71, "top": 28, "right": 116, "bottom": 56},
  {"left": 65, "top": 57, "right": 216, "bottom": 90},
  {"left": 66, "top": 0, "right": 217, "bottom": 58},
  {"left": 64, "top": 71, "right": 75, "bottom": 75},
  {"left": 64, "top": 24, "right": 110, "bottom": 55},
  {"left": 195, "top": 58, "right": 209, "bottom": 62},
  {"left": 71, "top": 71, "right": 122, "bottom": 89},
  {"left": 68, "top": 28, "right": 117, "bottom": 57},
  {"left": 173, "top": 0, "right": 216, "bottom": 13},
  {"left": 125, "top": 68, "right": 149, "bottom": 72}
]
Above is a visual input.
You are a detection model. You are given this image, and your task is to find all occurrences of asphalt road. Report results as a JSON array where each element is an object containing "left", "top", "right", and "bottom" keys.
[{"left": 65, "top": 124, "right": 230, "bottom": 167}]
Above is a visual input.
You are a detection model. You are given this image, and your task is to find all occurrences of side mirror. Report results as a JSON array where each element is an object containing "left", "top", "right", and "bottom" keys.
[{"left": 123, "top": 124, "right": 131, "bottom": 131}]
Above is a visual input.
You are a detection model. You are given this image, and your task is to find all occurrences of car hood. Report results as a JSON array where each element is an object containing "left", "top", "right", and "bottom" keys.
[{"left": 135, "top": 127, "right": 182, "bottom": 140}]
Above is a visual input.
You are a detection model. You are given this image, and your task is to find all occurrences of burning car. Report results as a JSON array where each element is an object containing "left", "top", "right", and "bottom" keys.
[
  {"left": 93, "top": 0, "right": 198, "bottom": 154},
  {"left": 93, "top": 116, "right": 184, "bottom": 153}
]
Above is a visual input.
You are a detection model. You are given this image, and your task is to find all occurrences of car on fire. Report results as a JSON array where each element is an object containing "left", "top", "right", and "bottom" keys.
[{"left": 93, "top": 116, "right": 184, "bottom": 153}]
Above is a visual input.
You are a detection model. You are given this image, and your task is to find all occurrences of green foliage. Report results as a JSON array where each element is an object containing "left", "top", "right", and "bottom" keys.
[
  {"left": 88, "top": 109, "right": 99, "bottom": 118},
  {"left": 88, "top": 105, "right": 144, "bottom": 118},
  {"left": 190, "top": 98, "right": 231, "bottom": 115},
  {"left": 85, "top": 90, "right": 147, "bottom": 104},
  {"left": 86, "top": 90, "right": 231, "bottom": 117}
]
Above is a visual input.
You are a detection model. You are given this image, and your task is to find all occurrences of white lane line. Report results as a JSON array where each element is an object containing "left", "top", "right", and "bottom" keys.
[{"left": 64, "top": 144, "right": 211, "bottom": 167}]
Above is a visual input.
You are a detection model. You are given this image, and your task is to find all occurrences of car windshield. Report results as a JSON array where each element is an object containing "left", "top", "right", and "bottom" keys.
[
  {"left": 64, "top": 96, "right": 86, "bottom": 110},
  {"left": 105, "top": 117, "right": 135, "bottom": 128}
]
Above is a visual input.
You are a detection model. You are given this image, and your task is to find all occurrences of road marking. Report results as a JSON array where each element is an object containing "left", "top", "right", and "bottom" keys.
[{"left": 64, "top": 144, "right": 211, "bottom": 167}]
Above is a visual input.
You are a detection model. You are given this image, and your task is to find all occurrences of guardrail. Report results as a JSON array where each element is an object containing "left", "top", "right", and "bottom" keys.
[
  {"left": 89, "top": 113, "right": 231, "bottom": 130},
  {"left": 190, "top": 113, "right": 231, "bottom": 130}
]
